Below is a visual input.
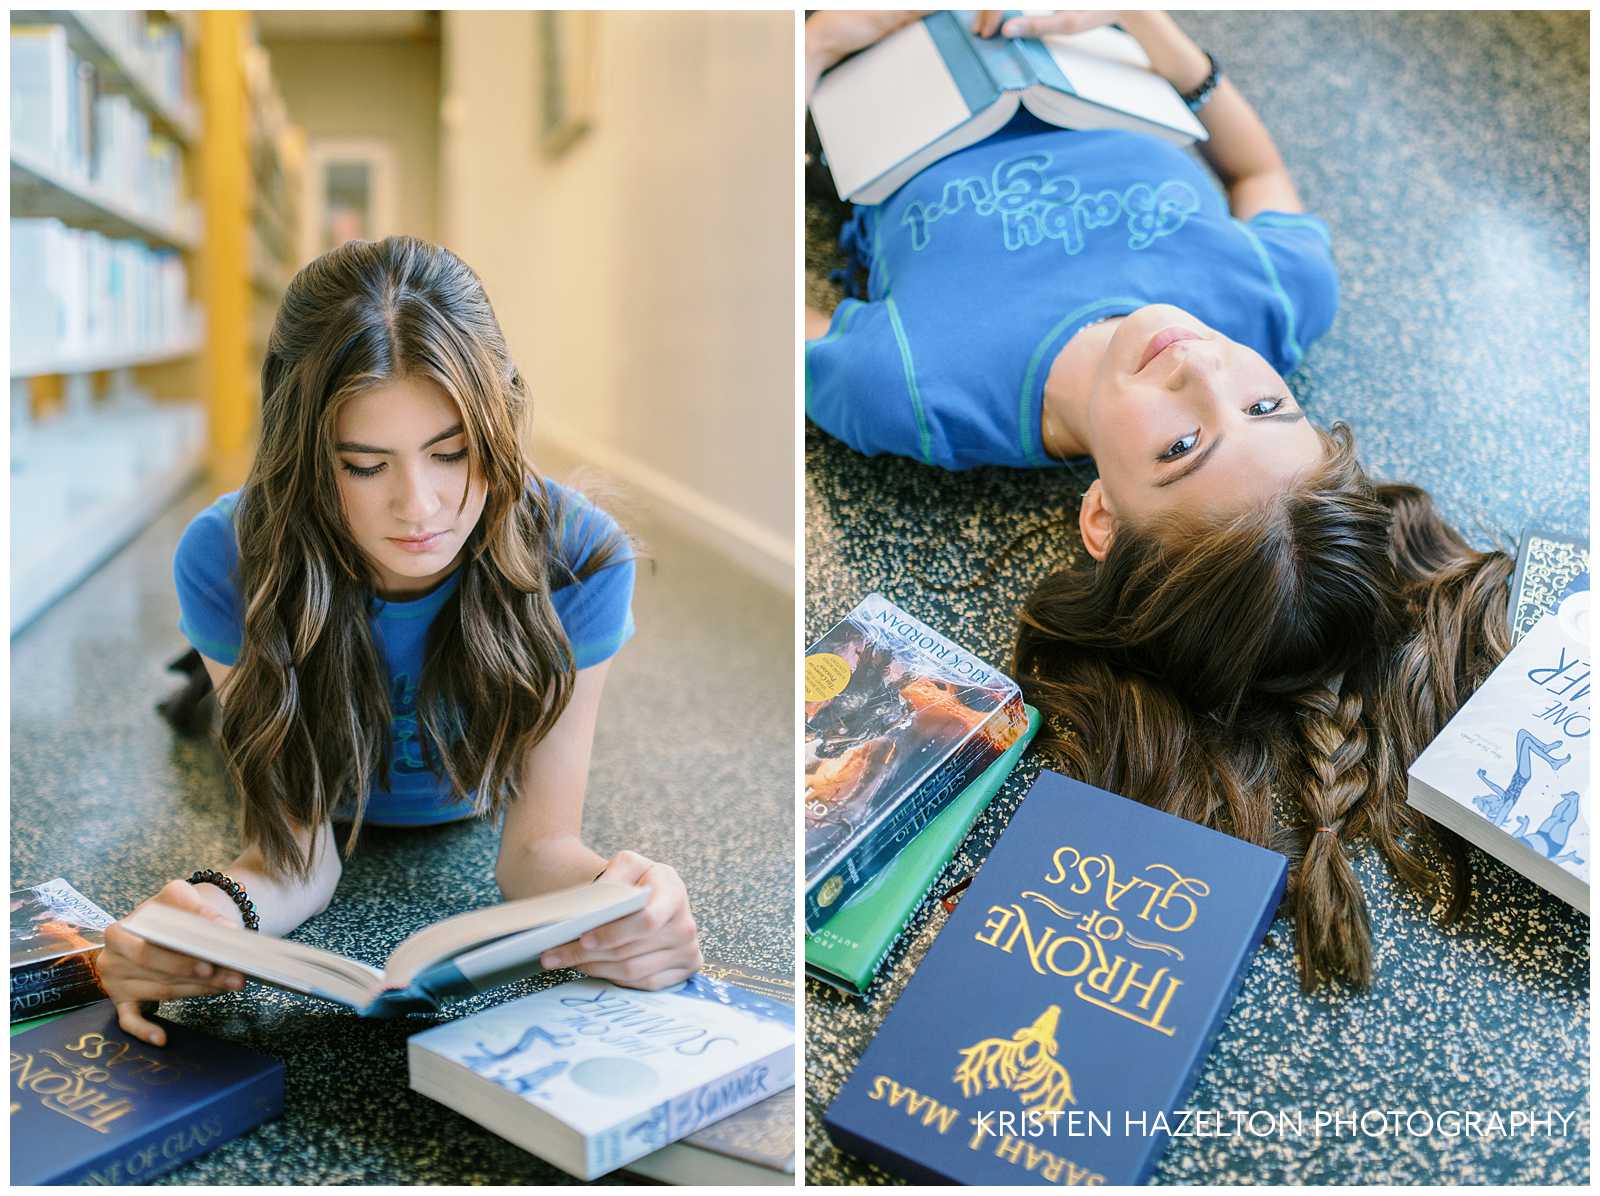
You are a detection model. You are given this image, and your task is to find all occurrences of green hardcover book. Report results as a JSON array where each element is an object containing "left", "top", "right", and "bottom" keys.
[
  {"left": 805, "top": 704, "right": 1039, "bottom": 995},
  {"left": 9, "top": 1008, "right": 70, "bottom": 1035}
]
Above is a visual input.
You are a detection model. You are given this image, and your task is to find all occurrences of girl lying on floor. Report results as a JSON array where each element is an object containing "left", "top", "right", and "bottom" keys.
[
  {"left": 805, "top": 11, "right": 1514, "bottom": 991},
  {"left": 100, "top": 237, "right": 702, "bottom": 1046}
]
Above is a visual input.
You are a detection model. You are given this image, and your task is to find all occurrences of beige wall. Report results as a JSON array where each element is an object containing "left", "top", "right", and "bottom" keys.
[
  {"left": 439, "top": 11, "right": 795, "bottom": 591},
  {"left": 258, "top": 35, "right": 441, "bottom": 251}
]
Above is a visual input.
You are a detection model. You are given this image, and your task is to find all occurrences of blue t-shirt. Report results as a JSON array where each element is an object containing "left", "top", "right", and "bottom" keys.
[
  {"left": 805, "top": 116, "right": 1339, "bottom": 470},
  {"left": 173, "top": 480, "right": 635, "bottom": 826}
]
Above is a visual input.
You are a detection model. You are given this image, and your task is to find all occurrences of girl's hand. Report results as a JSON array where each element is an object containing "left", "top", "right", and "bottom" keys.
[
  {"left": 98, "top": 880, "right": 248, "bottom": 1047},
  {"left": 540, "top": 850, "right": 703, "bottom": 990},
  {"left": 806, "top": 11, "right": 929, "bottom": 101},
  {"left": 973, "top": 10, "right": 1120, "bottom": 40},
  {"left": 808, "top": 10, "right": 928, "bottom": 61}
]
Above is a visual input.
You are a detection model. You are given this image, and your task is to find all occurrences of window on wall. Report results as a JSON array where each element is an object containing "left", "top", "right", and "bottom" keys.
[
  {"left": 322, "top": 160, "right": 374, "bottom": 249},
  {"left": 303, "top": 139, "right": 395, "bottom": 262}
]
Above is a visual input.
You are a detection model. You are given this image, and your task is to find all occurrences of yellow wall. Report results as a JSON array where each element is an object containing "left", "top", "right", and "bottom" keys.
[
  {"left": 257, "top": 35, "right": 442, "bottom": 252},
  {"left": 439, "top": 11, "right": 795, "bottom": 590}
]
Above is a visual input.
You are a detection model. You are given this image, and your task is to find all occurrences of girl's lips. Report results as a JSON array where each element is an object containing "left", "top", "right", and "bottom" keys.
[
  {"left": 389, "top": 531, "right": 447, "bottom": 554},
  {"left": 1137, "top": 326, "right": 1202, "bottom": 372}
]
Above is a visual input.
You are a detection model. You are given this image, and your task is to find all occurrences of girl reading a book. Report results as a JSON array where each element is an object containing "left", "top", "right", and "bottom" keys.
[
  {"left": 805, "top": 10, "right": 1334, "bottom": 490},
  {"left": 98, "top": 237, "right": 702, "bottom": 1046},
  {"left": 806, "top": 12, "right": 1514, "bottom": 990}
]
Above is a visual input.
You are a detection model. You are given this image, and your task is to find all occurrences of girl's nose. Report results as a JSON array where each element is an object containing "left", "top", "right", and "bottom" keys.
[
  {"left": 1166, "top": 342, "right": 1226, "bottom": 394},
  {"left": 391, "top": 465, "right": 442, "bottom": 522}
]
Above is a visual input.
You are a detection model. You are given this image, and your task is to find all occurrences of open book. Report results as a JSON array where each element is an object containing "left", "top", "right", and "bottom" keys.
[
  {"left": 121, "top": 881, "right": 648, "bottom": 1017},
  {"left": 810, "top": 12, "right": 1207, "bottom": 204}
]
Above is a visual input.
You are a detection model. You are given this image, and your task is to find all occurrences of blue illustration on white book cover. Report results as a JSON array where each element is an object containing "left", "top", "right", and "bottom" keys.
[
  {"left": 1409, "top": 578, "right": 1589, "bottom": 899},
  {"left": 410, "top": 975, "right": 795, "bottom": 1174}
]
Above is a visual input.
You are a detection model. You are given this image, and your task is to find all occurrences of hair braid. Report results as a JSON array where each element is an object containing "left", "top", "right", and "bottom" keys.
[
  {"left": 1288, "top": 676, "right": 1374, "bottom": 989},
  {"left": 1017, "top": 422, "right": 1516, "bottom": 991}
]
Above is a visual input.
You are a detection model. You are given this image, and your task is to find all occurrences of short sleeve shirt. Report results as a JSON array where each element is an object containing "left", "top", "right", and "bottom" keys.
[
  {"left": 173, "top": 479, "right": 635, "bottom": 825},
  {"left": 805, "top": 114, "right": 1339, "bottom": 470}
]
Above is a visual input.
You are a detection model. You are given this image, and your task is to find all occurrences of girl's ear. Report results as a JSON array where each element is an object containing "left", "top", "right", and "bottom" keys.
[{"left": 1079, "top": 478, "right": 1117, "bottom": 562}]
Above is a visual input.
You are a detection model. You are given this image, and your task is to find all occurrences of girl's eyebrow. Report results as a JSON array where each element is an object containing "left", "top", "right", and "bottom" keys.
[{"left": 336, "top": 423, "right": 464, "bottom": 454}]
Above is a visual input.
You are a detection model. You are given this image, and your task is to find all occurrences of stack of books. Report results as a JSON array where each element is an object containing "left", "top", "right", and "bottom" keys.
[
  {"left": 806, "top": 707, "right": 1039, "bottom": 994},
  {"left": 803, "top": 595, "right": 1043, "bottom": 995},
  {"left": 408, "top": 971, "right": 796, "bottom": 1181},
  {"left": 10, "top": 878, "right": 115, "bottom": 1024},
  {"left": 804, "top": 595, "right": 1030, "bottom": 962},
  {"left": 1408, "top": 529, "right": 1590, "bottom": 913},
  {"left": 626, "top": 1087, "right": 795, "bottom": 1185}
]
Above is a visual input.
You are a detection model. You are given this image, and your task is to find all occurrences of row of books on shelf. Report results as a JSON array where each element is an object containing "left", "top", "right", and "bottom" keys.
[
  {"left": 73, "top": 10, "right": 192, "bottom": 117},
  {"left": 804, "top": 525, "right": 1588, "bottom": 1183},
  {"left": 12, "top": 21, "right": 187, "bottom": 209},
  {"left": 11, "top": 218, "right": 202, "bottom": 365},
  {"left": 10, "top": 879, "right": 795, "bottom": 1185}
]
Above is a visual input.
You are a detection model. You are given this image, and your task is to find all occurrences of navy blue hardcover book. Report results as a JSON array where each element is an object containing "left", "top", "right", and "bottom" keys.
[
  {"left": 824, "top": 770, "right": 1287, "bottom": 1185},
  {"left": 10, "top": 1001, "right": 285, "bottom": 1184}
]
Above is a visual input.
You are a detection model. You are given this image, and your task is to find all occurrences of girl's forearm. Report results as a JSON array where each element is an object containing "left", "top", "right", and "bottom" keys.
[
  {"left": 1117, "top": 11, "right": 1211, "bottom": 92},
  {"left": 805, "top": 48, "right": 834, "bottom": 106},
  {"left": 189, "top": 822, "right": 342, "bottom": 937},
  {"left": 804, "top": 14, "right": 853, "bottom": 103},
  {"left": 1120, "top": 12, "right": 1299, "bottom": 210},
  {"left": 497, "top": 832, "right": 608, "bottom": 901}
]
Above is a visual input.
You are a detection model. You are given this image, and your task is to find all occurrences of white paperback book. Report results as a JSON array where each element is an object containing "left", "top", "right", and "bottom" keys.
[
  {"left": 408, "top": 973, "right": 796, "bottom": 1180},
  {"left": 1407, "top": 580, "right": 1590, "bottom": 913}
]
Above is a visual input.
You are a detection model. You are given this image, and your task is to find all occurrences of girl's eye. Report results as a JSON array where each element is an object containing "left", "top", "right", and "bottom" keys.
[
  {"left": 435, "top": 448, "right": 468, "bottom": 464},
  {"left": 1248, "top": 396, "right": 1286, "bottom": 416},
  {"left": 340, "top": 461, "right": 385, "bottom": 478},
  {"left": 1158, "top": 431, "right": 1200, "bottom": 461}
]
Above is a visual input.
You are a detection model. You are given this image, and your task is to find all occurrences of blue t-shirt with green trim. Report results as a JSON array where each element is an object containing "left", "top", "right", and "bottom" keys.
[
  {"left": 173, "top": 479, "right": 635, "bottom": 826},
  {"left": 805, "top": 115, "right": 1338, "bottom": 470}
]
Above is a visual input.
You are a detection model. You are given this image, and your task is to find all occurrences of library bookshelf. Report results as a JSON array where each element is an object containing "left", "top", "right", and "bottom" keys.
[{"left": 10, "top": 10, "right": 303, "bottom": 632}]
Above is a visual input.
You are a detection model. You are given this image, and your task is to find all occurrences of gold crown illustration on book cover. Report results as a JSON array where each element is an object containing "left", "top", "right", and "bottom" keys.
[{"left": 953, "top": 1005, "right": 1075, "bottom": 1115}]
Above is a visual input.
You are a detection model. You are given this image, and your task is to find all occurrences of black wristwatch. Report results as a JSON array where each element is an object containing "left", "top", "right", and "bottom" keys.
[{"left": 1181, "top": 51, "right": 1222, "bottom": 114}]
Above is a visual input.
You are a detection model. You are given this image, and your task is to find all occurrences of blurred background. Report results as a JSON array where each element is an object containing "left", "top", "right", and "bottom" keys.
[
  {"left": 12, "top": 9, "right": 794, "bottom": 628},
  {"left": 10, "top": 11, "right": 795, "bottom": 1182}
]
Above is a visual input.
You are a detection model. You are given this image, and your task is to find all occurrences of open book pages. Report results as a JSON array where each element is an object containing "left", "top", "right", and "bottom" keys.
[
  {"left": 810, "top": 17, "right": 979, "bottom": 202},
  {"left": 121, "top": 881, "right": 647, "bottom": 1013},
  {"left": 1025, "top": 25, "right": 1205, "bottom": 141},
  {"left": 810, "top": 13, "right": 1202, "bottom": 204}
]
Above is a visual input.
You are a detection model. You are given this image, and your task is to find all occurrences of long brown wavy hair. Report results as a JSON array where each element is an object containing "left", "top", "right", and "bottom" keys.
[
  {"left": 1014, "top": 422, "right": 1513, "bottom": 990},
  {"left": 221, "top": 236, "right": 625, "bottom": 879}
]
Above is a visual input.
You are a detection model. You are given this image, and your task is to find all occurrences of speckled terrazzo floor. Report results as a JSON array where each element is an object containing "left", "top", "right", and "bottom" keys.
[
  {"left": 805, "top": 10, "right": 1589, "bottom": 1187},
  {"left": 8, "top": 453, "right": 793, "bottom": 1184}
]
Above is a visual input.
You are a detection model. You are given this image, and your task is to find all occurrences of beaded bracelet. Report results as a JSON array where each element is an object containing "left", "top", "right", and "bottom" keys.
[
  {"left": 1181, "top": 50, "right": 1223, "bottom": 114},
  {"left": 187, "top": 869, "right": 260, "bottom": 931}
]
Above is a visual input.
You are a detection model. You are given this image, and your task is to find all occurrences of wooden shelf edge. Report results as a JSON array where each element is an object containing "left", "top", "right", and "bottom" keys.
[
  {"left": 11, "top": 145, "right": 201, "bottom": 251},
  {"left": 11, "top": 336, "right": 205, "bottom": 379}
]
